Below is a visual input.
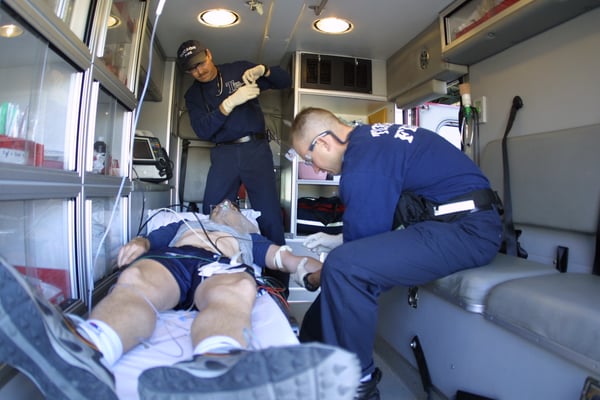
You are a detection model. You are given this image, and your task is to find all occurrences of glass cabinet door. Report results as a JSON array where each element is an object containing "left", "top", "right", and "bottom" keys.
[
  {"left": 0, "top": 198, "right": 75, "bottom": 307},
  {"left": 88, "top": 197, "right": 126, "bottom": 285},
  {"left": 42, "top": 0, "right": 93, "bottom": 40},
  {"left": 98, "top": 0, "right": 145, "bottom": 88},
  {"left": 90, "top": 87, "right": 131, "bottom": 176},
  {"left": 0, "top": 4, "right": 82, "bottom": 170}
]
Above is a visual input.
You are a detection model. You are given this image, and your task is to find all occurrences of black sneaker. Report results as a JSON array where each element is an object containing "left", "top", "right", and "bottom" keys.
[
  {"left": 0, "top": 256, "right": 117, "bottom": 399},
  {"left": 355, "top": 367, "right": 382, "bottom": 400},
  {"left": 138, "top": 343, "right": 360, "bottom": 399}
]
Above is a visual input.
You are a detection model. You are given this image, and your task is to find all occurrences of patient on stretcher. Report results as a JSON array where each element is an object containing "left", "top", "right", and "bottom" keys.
[{"left": 0, "top": 199, "right": 358, "bottom": 400}]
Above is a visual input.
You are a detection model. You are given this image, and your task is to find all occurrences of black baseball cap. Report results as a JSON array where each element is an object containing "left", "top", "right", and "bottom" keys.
[{"left": 177, "top": 40, "right": 208, "bottom": 71}]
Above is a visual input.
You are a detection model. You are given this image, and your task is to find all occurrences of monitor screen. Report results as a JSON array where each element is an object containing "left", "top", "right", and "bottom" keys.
[{"left": 133, "top": 137, "right": 157, "bottom": 162}]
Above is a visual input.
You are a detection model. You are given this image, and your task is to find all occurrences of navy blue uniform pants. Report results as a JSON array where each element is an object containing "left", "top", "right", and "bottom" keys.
[
  {"left": 202, "top": 139, "right": 288, "bottom": 287},
  {"left": 202, "top": 139, "right": 285, "bottom": 244},
  {"left": 307, "top": 209, "right": 502, "bottom": 376}
]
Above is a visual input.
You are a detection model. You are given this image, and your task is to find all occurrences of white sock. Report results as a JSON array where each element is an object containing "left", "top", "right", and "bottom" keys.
[
  {"left": 77, "top": 319, "right": 123, "bottom": 366},
  {"left": 193, "top": 335, "right": 243, "bottom": 355}
]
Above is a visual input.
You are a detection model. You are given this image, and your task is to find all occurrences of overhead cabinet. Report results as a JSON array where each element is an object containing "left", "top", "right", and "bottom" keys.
[
  {"left": 387, "top": 20, "right": 467, "bottom": 109},
  {"left": 137, "top": 21, "right": 165, "bottom": 102},
  {"left": 440, "top": 0, "right": 600, "bottom": 65}
]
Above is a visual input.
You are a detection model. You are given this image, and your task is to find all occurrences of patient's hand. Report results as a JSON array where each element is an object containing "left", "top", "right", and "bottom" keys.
[
  {"left": 291, "top": 257, "right": 322, "bottom": 291},
  {"left": 117, "top": 237, "right": 149, "bottom": 267}
]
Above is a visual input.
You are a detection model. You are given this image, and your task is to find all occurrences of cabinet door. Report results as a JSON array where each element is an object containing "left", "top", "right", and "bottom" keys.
[
  {"left": 42, "top": 0, "right": 93, "bottom": 40},
  {"left": 88, "top": 86, "right": 132, "bottom": 177},
  {"left": 0, "top": 4, "right": 83, "bottom": 170},
  {"left": 0, "top": 198, "right": 75, "bottom": 307},
  {"left": 86, "top": 196, "right": 127, "bottom": 285},
  {"left": 96, "top": 0, "right": 146, "bottom": 89}
]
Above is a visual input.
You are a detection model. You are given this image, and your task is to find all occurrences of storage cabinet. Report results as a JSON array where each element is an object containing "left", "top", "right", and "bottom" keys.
[
  {"left": 281, "top": 51, "right": 391, "bottom": 237},
  {"left": 0, "top": 0, "right": 147, "bottom": 316},
  {"left": 440, "top": 0, "right": 600, "bottom": 65}
]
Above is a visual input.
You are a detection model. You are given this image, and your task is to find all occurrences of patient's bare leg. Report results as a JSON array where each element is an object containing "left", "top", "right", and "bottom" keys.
[
  {"left": 137, "top": 269, "right": 361, "bottom": 400},
  {"left": 88, "top": 259, "right": 180, "bottom": 353},
  {"left": 190, "top": 272, "right": 257, "bottom": 350}
]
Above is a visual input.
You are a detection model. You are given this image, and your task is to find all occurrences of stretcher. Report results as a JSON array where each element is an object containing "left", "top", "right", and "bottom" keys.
[{"left": 112, "top": 209, "right": 298, "bottom": 399}]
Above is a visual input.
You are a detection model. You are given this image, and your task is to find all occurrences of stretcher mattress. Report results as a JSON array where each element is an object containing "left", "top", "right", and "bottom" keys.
[{"left": 112, "top": 292, "right": 298, "bottom": 399}]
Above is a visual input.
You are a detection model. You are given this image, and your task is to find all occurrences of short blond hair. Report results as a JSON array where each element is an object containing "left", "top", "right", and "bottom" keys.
[{"left": 291, "top": 107, "right": 341, "bottom": 144}]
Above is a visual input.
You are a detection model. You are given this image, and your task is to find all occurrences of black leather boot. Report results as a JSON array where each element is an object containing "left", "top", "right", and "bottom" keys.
[{"left": 355, "top": 367, "right": 382, "bottom": 400}]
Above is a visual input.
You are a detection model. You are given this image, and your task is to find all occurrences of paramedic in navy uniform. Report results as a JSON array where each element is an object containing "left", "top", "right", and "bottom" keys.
[
  {"left": 177, "top": 40, "right": 292, "bottom": 288},
  {"left": 291, "top": 107, "right": 503, "bottom": 400}
]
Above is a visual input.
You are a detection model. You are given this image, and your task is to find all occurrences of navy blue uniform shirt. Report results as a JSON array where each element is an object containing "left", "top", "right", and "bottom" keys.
[
  {"left": 340, "top": 123, "right": 492, "bottom": 241},
  {"left": 184, "top": 61, "right": 291, "bottom": 143}
]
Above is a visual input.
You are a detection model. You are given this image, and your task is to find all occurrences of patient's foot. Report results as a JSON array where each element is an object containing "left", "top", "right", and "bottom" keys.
[
  {"left": 137, "top": 343, "right": 360, "bottom": 400},
  {"left": 0, "top": 256, "right": 117, "bottom": 400}
]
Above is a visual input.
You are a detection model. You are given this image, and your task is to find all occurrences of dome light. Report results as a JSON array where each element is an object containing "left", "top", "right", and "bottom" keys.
[
  {"left": 198, "top": 9, "right": 240, "bottom": 28},
  {"left": 313, "top": 17, "right": 353, "bottom": 34}
]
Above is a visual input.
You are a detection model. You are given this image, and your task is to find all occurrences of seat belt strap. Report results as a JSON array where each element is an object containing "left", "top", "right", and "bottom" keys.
[
  {"left": 593, "top": 203, "right": 600, "bottom": 276},
  {"left": 501, "top": 96, "right": 523, "bottom": 257}
]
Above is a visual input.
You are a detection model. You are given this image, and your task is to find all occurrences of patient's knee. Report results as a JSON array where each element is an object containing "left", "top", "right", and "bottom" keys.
[{"left": 196, "top": 273, "right": 257, "bottom": 308}]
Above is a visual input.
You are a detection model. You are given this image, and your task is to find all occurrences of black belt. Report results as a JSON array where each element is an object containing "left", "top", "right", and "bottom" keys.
[
  {"left": 432, "top": 189, "right": 502, "bottom": 217},
  {"left": 392, "top": 188, "right": 502, "bottom": 229},
  {"left": 215, "top": 133, "right": 266, "bottom": 146}
]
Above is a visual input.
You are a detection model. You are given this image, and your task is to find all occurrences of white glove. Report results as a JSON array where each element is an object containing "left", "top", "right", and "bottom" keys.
[
  {"left": 303, "top": 232, "right": 343, "bottom": 252},
  {"left": 242, "top": 65, "right": 266, "bottom": 85},
  {"left": 221, "top": 83, "right": 260, "bottom": 114},
  {"left": 291, "top": 257, "right": 309, "bottom": 287}
]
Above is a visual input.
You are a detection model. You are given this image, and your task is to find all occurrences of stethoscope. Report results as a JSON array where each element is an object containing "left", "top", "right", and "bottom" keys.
[{"left": 200, "top": 70, "right": 223, "bottom": 112}]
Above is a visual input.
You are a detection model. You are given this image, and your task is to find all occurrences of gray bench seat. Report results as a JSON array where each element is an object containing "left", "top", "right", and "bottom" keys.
[
  {"left": 485, "top": 273, "right": 600, "bottom": 372},
  {"left": 426, "top": 253, "right": 558, "bottom": 313}
]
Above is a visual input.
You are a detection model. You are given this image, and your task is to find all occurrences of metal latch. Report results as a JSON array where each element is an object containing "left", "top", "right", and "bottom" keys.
[{"left": 408, "top": 286, "right": 419, "bottom": 308}]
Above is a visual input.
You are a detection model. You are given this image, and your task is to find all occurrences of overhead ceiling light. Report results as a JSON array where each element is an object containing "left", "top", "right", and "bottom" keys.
[
  {"left": 198, "top": 9, "right": 240, "bottom": 28},
  {"left": 0, "top": 23, "right": 23, "bottom": 38},
  {"left": 107, "top": 15, "right": 121, "bottom": 29},
  {"left": 313, "top": 17, "right": 353, "bottom": 34}
]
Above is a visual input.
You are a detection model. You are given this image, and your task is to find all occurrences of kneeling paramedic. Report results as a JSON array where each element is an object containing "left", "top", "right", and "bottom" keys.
[{"left": 290, "top": 107, "right": 503, "bottom": 400}]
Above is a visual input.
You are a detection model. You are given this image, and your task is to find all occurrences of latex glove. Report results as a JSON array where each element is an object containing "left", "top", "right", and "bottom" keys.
[
  {"left": 242, "top": 64, "right": 266, "bottom": 85},
  {"left": 303, "top": 232, "right": 343, "bottom": 252},
  {"left": 292, "top": 259, "right": 321, "bottom": 292},
  {"left": 221, "top": 83, "right": 260, "bottom": 114}
]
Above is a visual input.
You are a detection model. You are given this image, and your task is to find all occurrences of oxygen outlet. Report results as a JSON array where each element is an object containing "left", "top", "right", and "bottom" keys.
[{"left": 474, "top": 96, "right": 487, "bottom": 123}]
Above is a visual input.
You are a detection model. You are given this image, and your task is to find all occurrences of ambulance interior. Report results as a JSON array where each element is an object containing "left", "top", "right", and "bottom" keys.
[{"left": 0, "top": 0, "right": 599, "bottom": 399}]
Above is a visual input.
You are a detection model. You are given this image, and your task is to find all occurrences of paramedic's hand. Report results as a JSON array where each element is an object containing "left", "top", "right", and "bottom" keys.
[
  {"left": 117, "top": 237, "right": 149, "bottom": 267},
  {"left": 221, "top": 83, "right": 260, "bottom": 114},
  {"left": 303, "top": 232, "right": 343, "bottom": 253},
  {"left": 242, "top": 64, "right": 266, "bottom": 85}
]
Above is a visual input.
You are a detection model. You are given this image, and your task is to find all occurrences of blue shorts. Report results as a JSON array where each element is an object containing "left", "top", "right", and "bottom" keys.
[{"left": 140, "top": 246, "right": 253, "bottom": 310}]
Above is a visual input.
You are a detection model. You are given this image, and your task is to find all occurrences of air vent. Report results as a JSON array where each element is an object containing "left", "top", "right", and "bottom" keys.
[{"left": 300, "top": 53, "right": 372, "bottom": 93}]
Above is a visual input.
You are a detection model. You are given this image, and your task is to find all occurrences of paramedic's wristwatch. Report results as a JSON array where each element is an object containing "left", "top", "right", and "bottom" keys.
[
  {"left": 261, "top": 64, "right": 270, "bottom": 77},
  {"left": 303, "top": 273, "right": 319, "bottom": 292}
]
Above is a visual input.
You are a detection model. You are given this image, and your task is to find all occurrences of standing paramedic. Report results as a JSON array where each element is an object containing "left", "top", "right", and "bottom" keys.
[
  {"left": 291, "top": 107, "right": 503, "bottom": 400},
  {"left": 177, "top": 39, "right": 292, "bottom": 288}
]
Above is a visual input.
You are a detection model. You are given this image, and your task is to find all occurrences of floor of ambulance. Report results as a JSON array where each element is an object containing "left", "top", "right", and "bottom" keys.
[{"left": 375, "top": 351, "right": 420, "bottom": 399}]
